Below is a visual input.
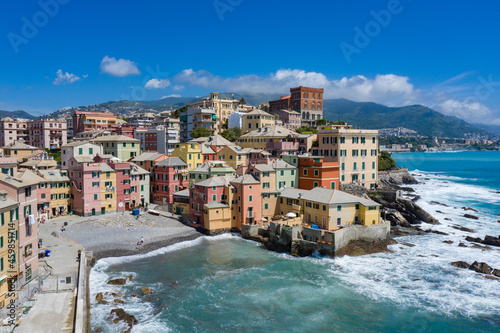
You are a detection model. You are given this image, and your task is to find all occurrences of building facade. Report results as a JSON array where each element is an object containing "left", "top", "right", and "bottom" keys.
[
  {"left": 269, "top": 86, "right": 324, "bottom": 125},
  {"left": 27, "top": 119, "right": 67, "bottom": 149}
]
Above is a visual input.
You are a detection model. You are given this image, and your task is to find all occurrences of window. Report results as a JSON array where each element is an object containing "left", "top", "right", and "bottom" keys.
[
  {"left": 41, "top": 193, "right": 45, "bottom": 199},
  {"left": 313, "top": 182, "right": 319, "bottom": 188},
  {"left": 123, "top": 143, "right": 127, "bottom": 147},
  {"left": 337, "top": 205, "right": 342, "bottom": 211},
  {"left": 340, "top": 137, "right": 345, "bottom": 144},
  {"left": 79, "top": 148, "right": 83, "bottom": 155},
  {"left": 341, "top": 163, "right": 345, "bottom": 171},
  {"left": 372, "top": 137, "right": 376, "bottom": 144},
  {"left": 362, "top": 162, "right": 365, "bottom": 170},
  {"left": 94, "top": 194, "right": 98, "bottom": 200},
  {"left": 264, "top": 203, "right": 269, "bottom": 210},
  {"left": 372, "top": 162, "right": 376, "bottom": 169},
  {"left": 303, "top": 169, "right": 308, "bottom": 176},
  {"left": 213, "top": 194, "right": 216, "bottom": 201},
  {"left": 314, "top": 170, "right": 319, "bottom": 176},
  {"left": 353, "top": 162, "right": 357, "bottom": 170},
  {"left": 352, "top": 150, "right": 359, "bottom": 157},
  {"left": 25, "top": 187, "right": 32, "bottom": 197},
  {"left": 355, "top": 204, "right": 359, "bottom": 210},
  {"left": 291, "top": 170, "right": 295, "bottom": 176},
  {"left": 337, "top": 218, "right": 341, "bottom": 226},
  {"left": 280, "top": 170, "right": 284, "bottom": 176},
  {"left": 331, "top": 182, "right": 335, "bottom": 189},
  {"left": 361, "top": 137, "right": 366, "bottom": 144},
  {"left": 89, "top": 148, "right": 93, "bottom": 154},
  {"left": 249, "top": 195, "right": 253, "bottom": 202}
]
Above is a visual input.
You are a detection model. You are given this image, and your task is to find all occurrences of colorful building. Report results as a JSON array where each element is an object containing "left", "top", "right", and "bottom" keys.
[
  {"left": 216, "top": 146, "right": 251, "bottom": 170},
  {"left": 93, "top": 135, "right": 141, "bottom": 161},
  {"left": 171, "top": 143, "right": 203, "bottom": 170},
  {"left": 0, "top": 191, "right": 19, "bottom": 314},
  {"left": 131, "top": 152, "right": 168, "bottom": 175},
  {"left": 72, "top": 111, "right": 117, "bottom": 136},
  {"left": 241, "top": 109, "right": 276, "bottom": 132},
  {"left": 269, "top": 109, "right": 301, "bottom": 130},
  {"left": 99, "top": 163, "right": 117, "bottom": 215},
  {"left": 268, "top": 86, "right": 324, "bottom": 125},
  {"left": 297, "top": 156, "right": 339, "bottom": 190},
  {"left": 189, "top": 161, "right": 236, "bottom": 186},
  {"left": 68, "top": 156, "right": 102, "bottom": 216},
  {"left": 0, "top": 173, "right": 39, "bottom": 288},
  {"left": 2, "top": 142, "right": 43, "bottom": 163},
  {"left": 27, "top": 119, "right": 67, "bottom": 149},
  {"left": 152, "top": 157, "right": 189, "bottom": 205},
  {"left": 18, "top": 170, "right": 51, "bottom": 218},
  {"left": 237, "top": 125, "right": 298, "bottom": 150},
  {"left": 61, "top": 141, "right": 103, "bottom": 168},
  {"left": 314, "top": 124, "right": 379, "bottom": 189},
  {"left": 279, "top": 187, "right": 380, "bottom": 230}
]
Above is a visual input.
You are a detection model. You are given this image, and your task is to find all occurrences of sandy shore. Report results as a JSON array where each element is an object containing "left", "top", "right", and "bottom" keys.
[{"left": 60, "top": 211, "right": 201, "bottom": 260}]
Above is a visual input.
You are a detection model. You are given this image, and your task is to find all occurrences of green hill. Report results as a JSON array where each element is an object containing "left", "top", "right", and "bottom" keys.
[
  {"left": 322, "top": 99, "right": 486, "bottom": 138},
  {"left": 0, "top": 110, "right": 36, "bottom": 119}
]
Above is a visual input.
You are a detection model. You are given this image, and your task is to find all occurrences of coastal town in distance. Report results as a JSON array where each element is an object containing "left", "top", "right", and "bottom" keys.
[{"left": 2, "top": 1, "right": 500, "bottom": 332}]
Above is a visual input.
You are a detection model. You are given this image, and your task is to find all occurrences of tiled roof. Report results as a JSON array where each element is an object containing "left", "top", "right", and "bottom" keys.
[
  {"left": 18, "top": 169, "right": 47, "bottom": 183},
  {"left": 0, "top": 173, "right": 38, "bottom": 188},
  {"left": 132, "top": 152, "right": 165, "bottom": 162},
  {"left": 230, "top": 174, "right": 260, "bottom": 185},
  {"left": 155, "top": 157, "right": 187, "bottom": 167},
  {"left": 92, "top": 135, "right": 140, "bottom": 142},
  {"left": 39, "top": 169, "right": 70, "bottom": 182},
  {"left": 240, "top": 125, "right": 298, "bottom": 138},
  {"left": 3, "top": 142, "right": 40, "bottom": 150},
  {"left": 300, "top": 187, "right": 381, "bottom": 206},
  {"left": 195, "top": 176, "right": 235, "bottom": 187}
]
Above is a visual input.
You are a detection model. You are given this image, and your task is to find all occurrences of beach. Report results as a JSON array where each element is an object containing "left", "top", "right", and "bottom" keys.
[{"left": 61, "top": 210, "right": 200, "bottom": 260}]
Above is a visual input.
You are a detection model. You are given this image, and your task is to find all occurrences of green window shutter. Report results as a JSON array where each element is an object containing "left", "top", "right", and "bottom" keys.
[
  {"left": 94, "top": 194, "right": 98, "bottom": 200},
  {"left": 0, "top": 258, "right": 3, "bottom": 271},
  {"left": 212, "top": 195, "right": 216, "bottom": 201},
  {"left": 89, "top": 148, "right": 93, "bottom": 154},
  {"left": 79, "top": 148, "right": 83, "bottom": 155},
  {"left": 1, "top": 213, "right": 3, "bottom": 226},
  {"left": 0, "top": 236, "right": 3, "bottom": 248}
]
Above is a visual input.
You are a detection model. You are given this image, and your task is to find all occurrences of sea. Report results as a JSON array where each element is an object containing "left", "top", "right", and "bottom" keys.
[{"left": 90, "top": 151, "right": 500, "bottom": 333}]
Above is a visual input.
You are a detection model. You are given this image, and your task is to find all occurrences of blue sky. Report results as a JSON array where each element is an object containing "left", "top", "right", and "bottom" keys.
[{"left": 1, "top": 0, "right": 499, "bottom": 125}]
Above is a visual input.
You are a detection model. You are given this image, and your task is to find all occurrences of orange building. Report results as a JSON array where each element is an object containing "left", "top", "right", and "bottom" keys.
[{"left": 298, "top": 156, "right": 339, "bottom": 190}]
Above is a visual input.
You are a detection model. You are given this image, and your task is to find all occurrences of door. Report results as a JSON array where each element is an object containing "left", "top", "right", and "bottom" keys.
[
  {"left": 91, "top": 208, "right": 96, "bottom": 216},
  {"left": 125, "top": 202, "right": 130, "bottom": 210},
  {"left": 101, "top": 207, "right": 105, "bottom": 215}
]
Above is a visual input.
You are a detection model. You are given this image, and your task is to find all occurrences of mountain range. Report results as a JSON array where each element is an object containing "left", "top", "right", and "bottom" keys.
[{"left": 1, "top": 95, "right": 494, "bottom": 138}]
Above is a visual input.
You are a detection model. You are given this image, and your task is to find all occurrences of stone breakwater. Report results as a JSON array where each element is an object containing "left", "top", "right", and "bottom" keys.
[{"left": 241, "top": 221, "right": 391, "bottom": 257}]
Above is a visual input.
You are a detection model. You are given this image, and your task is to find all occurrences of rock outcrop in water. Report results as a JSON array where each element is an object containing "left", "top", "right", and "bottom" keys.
[{"left": 465, "top": 235, "right": 500, "bottom": 247}]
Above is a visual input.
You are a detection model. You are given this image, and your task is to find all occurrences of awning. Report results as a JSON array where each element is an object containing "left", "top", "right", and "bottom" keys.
[
  {"left": 286, "top": 212, "right": 297, "bottom": 218},
  {"left": 261, "top": 217, "right": 268, "bottom": 222}
]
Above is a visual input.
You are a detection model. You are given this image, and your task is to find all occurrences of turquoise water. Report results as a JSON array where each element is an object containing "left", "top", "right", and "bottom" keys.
[{"left": 91, "top": 151, "right": 500, "bottom": 333}]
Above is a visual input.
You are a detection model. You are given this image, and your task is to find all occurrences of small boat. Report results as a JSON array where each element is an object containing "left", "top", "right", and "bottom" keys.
[{"left": 148, "top": 209, "right": 160, "bottom": 216}]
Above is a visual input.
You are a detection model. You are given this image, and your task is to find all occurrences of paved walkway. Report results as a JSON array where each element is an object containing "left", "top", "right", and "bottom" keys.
[{"left": 15, "top": 217, "right": 84, "bottom": 333}]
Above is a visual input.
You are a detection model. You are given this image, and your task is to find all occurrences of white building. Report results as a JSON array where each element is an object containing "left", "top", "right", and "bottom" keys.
[{"left": 228, "top": 111, "right": 247, "bottom": 129}]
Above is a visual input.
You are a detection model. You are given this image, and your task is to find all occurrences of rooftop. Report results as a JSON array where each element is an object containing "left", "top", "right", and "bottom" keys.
[
  {"left": 155, "top": 157, "right": 188, "bottom": 167},
  {"left": 241, "top": 125, "right": 298, "bottom": 138},
  {"left": 39, "top": 169, "right": 70, "bottom": 182},
  {"left": 132, "top": 152, "right": 166, "bottom": 162},
  {"left": 92, "top": 135, "right": 140, "bottom": 143}
]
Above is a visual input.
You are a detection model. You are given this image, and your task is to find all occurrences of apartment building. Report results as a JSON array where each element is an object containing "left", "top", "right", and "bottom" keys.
[
  {"left": 171, "top": 143, "right": 203, "bottom": 170},
  {"left": 314, "top": 124, "right": 379, "bottom": 189},
  {"left": 241, "top": 109, "right": 275, "bottom": 131},
  {"left": 38, "top": 169, "right": 72, "bottom": 216},
  {"left": 297, "top": 156, "right": 339, "bottom": 190},
  {"left": 18, "top": 170, "right": 51, "bottom": 217},
  {"left": 279, "top": 187, "right": 380, "bottom": 229},
  {"left": 134, "top": 124, "right": 179, "bottom": 155},
  {"left": 61, "top": 141, "right": 103, "bottom": 168},
  {"left": 0, "top": 173, "right": 39, "bottom": 288},
  {"left": 72, "top": 111, "right": 117, "bottom": 136},
  {"left": 189, "top": 161, "right": 236, "bottom": 186},
  {"left": 127, "top": 113, "right": 156, "bottom": 128},
  {"left": 152, "top": 157, "right": 189, "bottom": 205},
  {"left": 188, "top": 92, "right": 241, "bottom": 135},
  {"left": 269, "top": 86, "right": 324, "bottom": 125},
  {"left": 181, "top": 106, "right": 217, "bottom": 141},
  {"left": 93, "top": 135, "right": 141, "bottom": 161},
  {"left": 131, "top": 152, "right": 168, "bottom": 175},
  {"left": 237, "top": 125, "right": 298, "bottom": 150},
  {"left": 0, "top": 191, "right": 19, "bottom": 314},
  {"left": 269, "top": 109, "right": 301, "bottom": 130},
  {"left": 0, "top": 118, "right": 29, "bottom": 147},
  {"left": 27, "top": 119, "right": 67, "bottom": 149},
  {"left": 2, "top": 142, "right": 43, "bottom": 163}
]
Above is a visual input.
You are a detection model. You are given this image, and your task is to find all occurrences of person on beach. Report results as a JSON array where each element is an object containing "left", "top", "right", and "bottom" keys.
[
  {"left": 60, "top": 226, "right": 65, "bottom": 232},
  {"left": 136, "top": 241, "right": 141, "bottom": 249},
  {"left": 140, "top": 236, "right": 144, "bottom": 244}
]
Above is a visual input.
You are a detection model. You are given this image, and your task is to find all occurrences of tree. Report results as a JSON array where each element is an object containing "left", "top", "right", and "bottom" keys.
[
  {"left": 239, "top": 97, "right": 246, "bottom": 105},
  {"left": 316, "top": 119, "right": 327, "bottom": 126},
  {"left": 378, "top": 151, "right": 396, "bottom": 171},
  {"left": 171, "top": 105, "right": 188, "bottom": 119},
  {"left": 221, "top": 127, "right": 241, "bottom": 142},
  {"left": 191, "top": 127, "right": 213, "bottom": 138},
  {"left": 296, "top": 126, "right": 318, "bottom": 134}
]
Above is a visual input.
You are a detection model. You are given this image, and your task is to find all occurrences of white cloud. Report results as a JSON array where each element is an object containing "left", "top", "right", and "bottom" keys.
[
  {"left": 100, "top": 55, "right": 141, "bottom": 77},
  {"left": 144, "top": 78, "right": 171, "bottom": 90},
  {"left": 175, "top": 68, "right": 417, "bottom": 106},
  {"left": 437, "top": 99, "right": 500, "bottom": 125},
  {"left": 173, "top": 68, "right": 500, "bottom": 125},
  {"left": 162, "top": 94, "right": 181, "bottom": 99},
  {"left": 53, "top": 69, "right": 82, "bottom": 85},
  {"left": 172, "top": 84, "right": 185, "bottom": 91}
]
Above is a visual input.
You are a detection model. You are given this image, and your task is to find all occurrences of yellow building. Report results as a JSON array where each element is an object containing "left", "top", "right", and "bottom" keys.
[
  {"left": 2, "top": 142, "right": 43, "bottom": 162},
  {"left": 246, "top": 163, "right": 279, "bottom": 222},
  {"left": 171, "top": 143, "right": 203, "bottom": 170},
  {"left": 217, "top": 146, "right": 250, "bottom": 170},
  {"left": 189, "top": 92, "right": 241, "bottom": 134},
  {"left": 203, "top": 202, "right": 234, "bottom": 232},
  {"left": 39, "top": 170, "right": 72, "bottom": 217},
  {"left": 315, "top": 124, "right": 379, "bottom": 189},
  {"left": 173, "top": 189, "right": 190, "bottom": 215},
  {"left": 238, "top": 125, "right": 298, "bottom": 150},
  {"left": 241, "top": 109, "right": 276, "bottom": 132},
  {"left": 279, "top": 187, "right": 380, "bottom": 230},
  {"left": 0, "top": 191, "right": 19, "bottom": 312},
  {"left": 99, "top": 163, "right": 116, "bottom": 214}
]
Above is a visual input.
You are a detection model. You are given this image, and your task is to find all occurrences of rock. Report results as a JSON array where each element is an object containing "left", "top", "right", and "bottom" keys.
[
  {"left": 400, "top": 242, "right": 416, "bottom": 247},
  {"left": 492, "top": 269, "right": 500, "bottom": 277},
  {"left": 443, "top": 240, "right": 453, "bottom": 244},
  {"left": 452, "top": 225, "right": 476, "bottom": 233},
  {"left": 484, "top": 275, "right": 500, "bottom": 281},
  {"left": 436, "top": 210, "right": 445, "bottom": 214},
  {"left": 465, "top": 236, "right": 482, "bottom": 243},
  {"left": 98, "top": 300, "right": 108, "bottom": 305},
  {"left": 109, "top": 308, "right": 138, "bottom": 332},
  {"left": 463, "top": 214, "right": 479, "bottom": 220},
  {"left": 469, "top": 261, "right": 493, "bottom": 275},
  {"left": 462, "top": 207, "right": 479, "bottom": 212},
  {"left": 141, "top": 287, "right": 153, "bottom": 295},
  {"left": 444, "top": 218, "right": 452, "bottom": 221},
  {"left": 114, "top": 299, "right": 124, "bottom": 304},
  {"left": 471, "top": 244, "right": 492, "bottom": 251},
  {"left": 497, "top": 220, "right": 500, "bottom": 223},
  {"left": 430, "top": 201, "right": 449, "bottom": 207},
  {"left": 95, "top": 328, "right": 103, "bottom": 333},
  {"left": 130, "top": 293, "right": 140, "bottom": 297},
  {"left": 451, "top": 261, "right": 470, "bottom": 269},
  {"left": 384, "top": 209, "right": 412, "bottom": 227},
  {"left": 96, "top": 292, "right": 103, "bottom": 301},
  {"left": 112, "top": 292, "right": 122, "bottom": 298},
  {"left": 126, "top": 275, "right": 135, "bottom": 281},
  {"left": 483, "top": 235, "right": 500, "bottom": 247},
  {"left": 458, "top": 243, "right": 467, "bottom": 247},
  {"left": 107, "top": 278, "right": 126, "bottom": 286}
]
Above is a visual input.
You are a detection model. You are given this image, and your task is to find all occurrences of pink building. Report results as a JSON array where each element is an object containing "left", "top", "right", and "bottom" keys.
[
  {"left": 270, "top": 109, "right": 301, "bottom": 130},
  {"left": 0, "top": 173, "right": 39, "bottom": 288},
  {"left": 110, "top": 162, "right": 141, "bottom": 211},
  {"left": 68, "top": 156, "right": 102, "bottom": 216},
  {"left": 18, "top": 170, "right": 51, "bottom": 216},
  {"left": 230, "top": 174, "right": 262, "bottom": 228},
  {"left": 189, "top": 176, "right": 233, "bottom": 227}
]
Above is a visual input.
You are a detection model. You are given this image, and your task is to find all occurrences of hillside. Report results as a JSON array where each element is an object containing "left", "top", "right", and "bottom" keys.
[
  {"left": 322, "top": 99, "right": 486, "bottom": 138},
  {"left": 0, "top": 110, "right": 36, "bottom": 120}
]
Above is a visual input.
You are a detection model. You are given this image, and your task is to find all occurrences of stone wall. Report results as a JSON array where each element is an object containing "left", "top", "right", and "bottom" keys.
[
  {"left": 378, "top": 168, "right": 418, "bottom": 187},
  {"left": 332, "top": 221, "right": 390, "bottom": 252}
]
